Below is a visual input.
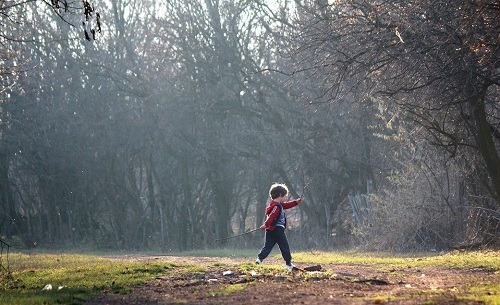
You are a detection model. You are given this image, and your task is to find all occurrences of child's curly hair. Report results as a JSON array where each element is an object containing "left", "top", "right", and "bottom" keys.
[{"left": 269, "top": 183, "right": 288, "bottom": 199}]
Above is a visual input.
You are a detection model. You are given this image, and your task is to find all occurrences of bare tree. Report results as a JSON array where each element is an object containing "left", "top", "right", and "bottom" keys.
[
  {"left": 291, "top": 0, "right": 500, "bottom": 206},
  {"left": 285, "top": 0, "right": 500, "bottom": 248}
]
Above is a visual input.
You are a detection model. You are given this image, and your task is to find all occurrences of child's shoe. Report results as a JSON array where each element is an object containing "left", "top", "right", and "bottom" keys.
[
  {"left": 285, "top": 263, "right": 295, "bottom": 271},
  {"left": 255, "top": 258, "right": 262, "bottom": 265}
]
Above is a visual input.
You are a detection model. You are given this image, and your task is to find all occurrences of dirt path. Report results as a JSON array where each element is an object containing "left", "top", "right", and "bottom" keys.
[{"left": 86, "top": 255, "right": 498, "bottom": 305}]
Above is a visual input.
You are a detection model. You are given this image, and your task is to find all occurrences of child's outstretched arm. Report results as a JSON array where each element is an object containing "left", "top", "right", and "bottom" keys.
[{"left": 282, "top": 198, "right": 302, "bottom": 209}]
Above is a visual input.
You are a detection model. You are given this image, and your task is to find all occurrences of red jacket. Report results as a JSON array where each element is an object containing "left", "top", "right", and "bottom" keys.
[{"left": 263, "top": 199, "right": 300, "bottom": 231}]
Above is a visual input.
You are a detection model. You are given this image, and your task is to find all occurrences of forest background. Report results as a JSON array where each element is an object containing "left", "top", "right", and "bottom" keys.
[{"left": 1, "top": 0, "right": 499, "bottom": 252}]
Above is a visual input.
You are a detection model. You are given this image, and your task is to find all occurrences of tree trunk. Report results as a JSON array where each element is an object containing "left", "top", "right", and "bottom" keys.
[
  {"left": 468, "top": 83, "right": 500, "bottom": 206},
  {"left": 0, "top": 150, "right": 15, "bottom": 238}
]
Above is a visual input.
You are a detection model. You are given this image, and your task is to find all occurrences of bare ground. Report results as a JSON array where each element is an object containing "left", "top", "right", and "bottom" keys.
[{"left": 86, "top": 255, "right": 499, "bottom": 305}]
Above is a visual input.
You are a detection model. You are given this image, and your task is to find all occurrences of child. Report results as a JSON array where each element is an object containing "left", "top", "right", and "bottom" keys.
[{"left": 255, "top": 183, "right": 302, "bottom": 270}]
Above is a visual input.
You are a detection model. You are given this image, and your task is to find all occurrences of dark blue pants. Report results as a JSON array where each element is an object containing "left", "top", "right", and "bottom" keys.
[{"left": 257, "top": 226, "right": 292, "bottom": 265}]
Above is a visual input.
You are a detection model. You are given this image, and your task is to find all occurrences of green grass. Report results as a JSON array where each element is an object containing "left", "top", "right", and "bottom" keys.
[
  {"left": 218, "top": 282, "right": 247, "bottom": 295},
  {"left": 1, "top": 250, "right": 499, "bottom": 305},
  {"left": 468, "top": 283, "right": 500, "bottom": 304},
  {"left": 292, "top": 250, "right": 500, "bottom": 270},
  {"left": 164, "top": 248, "right": 500, "bottom": 271},
  {"left": 0, "top": 253, "right": 181, "bottom": 305}
]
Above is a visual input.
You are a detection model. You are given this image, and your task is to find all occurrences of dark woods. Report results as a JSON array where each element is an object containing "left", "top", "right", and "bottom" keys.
[{"left": 0, "top": 0, "right": 499, "bottom": 252}]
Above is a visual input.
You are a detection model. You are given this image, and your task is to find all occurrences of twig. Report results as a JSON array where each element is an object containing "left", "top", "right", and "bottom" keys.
[{"left": 215, "top": 228, "right": 261, "bottom": 242}]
